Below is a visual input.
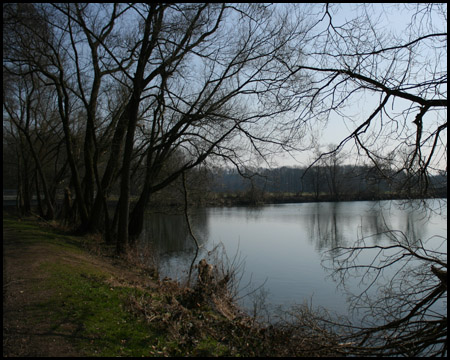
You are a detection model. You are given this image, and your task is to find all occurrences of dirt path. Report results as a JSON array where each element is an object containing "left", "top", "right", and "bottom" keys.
[
  {"left": 2, "top": 218, "right": 158, "bottom": 357},
  {"left": 3, "top": 225, "right": 83, "bottom": 357}
]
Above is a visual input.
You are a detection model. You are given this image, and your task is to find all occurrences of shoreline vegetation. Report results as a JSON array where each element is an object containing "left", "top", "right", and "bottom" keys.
[
  {"left": 146, "top": 189, "right": 448, "bottom": 210},
  {"left": 5, "top": 189, "right": 447, "bottom": 214},
  {"left": 3, "top": 193, "right": 447, "bottom": 356},
  {"left": 202, "top": 191, "right": 447, "bottom": 207},
  {"left": 3, "top": 209, "right": 346, "bottom": 357}
]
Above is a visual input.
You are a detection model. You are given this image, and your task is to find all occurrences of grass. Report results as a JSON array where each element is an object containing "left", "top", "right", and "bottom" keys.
[
  {"left": 3, "top": 214, "right": 167, "bottom": 357},
  {"left": 3, "top": 212, "right": 344, "bottom": 357},
  {"left": 37, "top": 261, "right": 160, "bottom": 357},
  {"left": 3, "top": 217, "right": 84, "bottom": 252},
  {"left": 4, "top": 214, "right": 257, "bottom": 356}
]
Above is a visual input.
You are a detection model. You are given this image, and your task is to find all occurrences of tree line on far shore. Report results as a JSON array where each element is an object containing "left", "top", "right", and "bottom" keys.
[{"left": 210, "top": 165, "right": 447, "bottom": 202}]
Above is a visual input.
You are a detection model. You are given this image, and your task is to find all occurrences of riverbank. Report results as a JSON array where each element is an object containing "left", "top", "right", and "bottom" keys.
[
  {"left": 4, "top": 188, "right": 445, "bottom": 211},
  {"left": 3, "top": 212, "right": 163, "bottom": 356},
  {"left": 202, "top": 191, "right": 447, "bottom": 207},
  {"left": 3, "top": 211, "right": 344, "bottom": 357}
]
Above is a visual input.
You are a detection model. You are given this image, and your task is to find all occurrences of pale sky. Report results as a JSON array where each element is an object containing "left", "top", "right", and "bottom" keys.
[{"left": 272, "top": 3, "right": 447, "bottom": 171}]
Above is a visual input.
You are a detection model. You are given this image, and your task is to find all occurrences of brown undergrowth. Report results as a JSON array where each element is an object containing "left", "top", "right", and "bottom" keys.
[{"left": 3, "top": 211, "right": 343, "bottom": 357}]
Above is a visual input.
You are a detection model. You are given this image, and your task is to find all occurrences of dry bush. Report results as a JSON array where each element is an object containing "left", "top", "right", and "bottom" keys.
[{"left": 121, "top": 241, "right": 160, "bottom": 279}]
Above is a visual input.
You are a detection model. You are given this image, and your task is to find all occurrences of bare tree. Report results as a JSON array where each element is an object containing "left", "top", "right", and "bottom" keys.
[
  {"left": 3, "top": 5, "right": 72, "bottom": 219},
  {"left": 103, "top": 3, "right": 317, "bottom": 251},
  {"left": 285, "top": 4, "right": 447, "bottom": 356},
  {"left": 288, "top": 4, "right": 446, "bottom": 197},
  {"left": 4, "top": 3, "right": 92, "bottom": 224},
  {"left": 4, "top": 3, "right": 136, "bottom": 234},
  {"left": 3, "top": 72, "right": 58, "bottom": 219},
  {"left": 5, "top": 4, "right": 317, "bottom": 249},
  {"left": 320, "top": 144, "right": 347, "bottom": 200},
  {"left": 321, "top": 221, "right": 447, "bottom": 356}
]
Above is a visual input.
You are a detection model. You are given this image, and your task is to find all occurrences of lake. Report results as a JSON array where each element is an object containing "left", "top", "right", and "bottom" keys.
[{"left": 138, "top": 199, "right": 447, "bottom": 323}]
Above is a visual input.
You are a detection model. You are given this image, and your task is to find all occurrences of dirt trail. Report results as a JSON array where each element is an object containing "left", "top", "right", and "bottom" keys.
[
  {"left": 2, "top": 219, "right": 157, "bottom": 357},
  {"left": 3, "top": 225, "right": 82, "bottom": 357}
]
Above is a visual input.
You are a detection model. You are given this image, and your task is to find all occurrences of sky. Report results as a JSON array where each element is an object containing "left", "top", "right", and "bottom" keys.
[
  {"left": 59, "top": 4, "right": 447, "bottom": 173},
  {"left": 5, "top": 4, "right": 444, "bottom": 174},
  {"left": 271, "top": 3, "right": 447, "bottom": 171}
]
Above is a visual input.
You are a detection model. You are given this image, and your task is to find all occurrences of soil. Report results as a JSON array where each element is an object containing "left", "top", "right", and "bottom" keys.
[
  {"left": 3, "top": 224, "right": 79, "bottom": 357},
  {"left": 2, "top": 218, "right": 157, "bottom": 357}
]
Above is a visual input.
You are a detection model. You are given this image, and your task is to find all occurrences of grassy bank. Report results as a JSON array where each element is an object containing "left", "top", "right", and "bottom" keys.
[
  {"left": 3, "top": 215, "right": 166, "bottom": 356},
  {"left": 3, "top": 213, "right": 343, "bottom": 357}
]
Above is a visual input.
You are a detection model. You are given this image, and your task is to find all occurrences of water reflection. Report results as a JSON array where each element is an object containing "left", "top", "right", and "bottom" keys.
[
  {"left": 306, "top": 202, "right": 347, "bottom": 250},
  {"left": 137, "top": 199, "right": 446, "bottom": 317},
  {"left": 303, "top": 200, "right": 438, "bottom": 251},
  {"left": 139, "top": 200, "right": 446, "bottom": 262},
  {"left": 139, "top": 210, "right": 209, "bottom": 254}
]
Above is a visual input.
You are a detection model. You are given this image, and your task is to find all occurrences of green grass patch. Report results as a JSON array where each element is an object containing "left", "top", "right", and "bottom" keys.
[
  {"left": 38, "top": 261, "right": 161, "bottom": 357},
  {"left": 192, "top": 336, "right": 230, "bottom": 357},
  {"left": 3, "top": 216, "right": 88, "bottom": 254},
  {"left": 4, "top": 215, "right": 167, "bottom": 356}
]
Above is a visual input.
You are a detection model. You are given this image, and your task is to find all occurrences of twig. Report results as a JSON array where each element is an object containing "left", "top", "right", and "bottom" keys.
[{"left": 182, "top": 171, "right": 201, "bottom": 287}]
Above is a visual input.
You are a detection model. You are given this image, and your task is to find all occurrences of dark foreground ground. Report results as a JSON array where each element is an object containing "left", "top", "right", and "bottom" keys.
[{"left": 3, "top": 211, "right": 347, "bottom": 357}]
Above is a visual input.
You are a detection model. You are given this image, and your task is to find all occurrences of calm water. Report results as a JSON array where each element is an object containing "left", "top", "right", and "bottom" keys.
[{"left": 138, "top": 199, "right": 447, "bottom": 321}]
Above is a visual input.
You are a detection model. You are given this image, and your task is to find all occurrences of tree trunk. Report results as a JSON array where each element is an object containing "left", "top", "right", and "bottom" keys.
[
  {"left": 128, "top": 188, "right": 150, "bottom": 245},
  {"left": 83, "top": 123, "right": 95, "bottom": 214},
  {"left": 115, "top": 7, "right": 158, "bottom": 252},
  {"left": 83, "top": 74, "right": 101, "bottom": 215},
  {"left": 87, "top": 104, "right": 129, "bottom": 233},
  {"left": 34, "top": 173, "right": 44, "bottom": 218},
  {"left": 23, "top": 132, "right": 54, "bottom": 219},
  {"left": 116, "top": 95, "right": 141, "bottom": 253},
  {"left": 18, "top": 153, "right": 32, "bottom": 215},
  {"left": 56, "top": 83, "right": 89, "bottom": 226}
]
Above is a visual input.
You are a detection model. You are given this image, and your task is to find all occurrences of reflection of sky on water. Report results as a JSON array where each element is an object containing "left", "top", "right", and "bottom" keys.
[{"left": 137, "top": 199, "right": 447, "bottom": 323}]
